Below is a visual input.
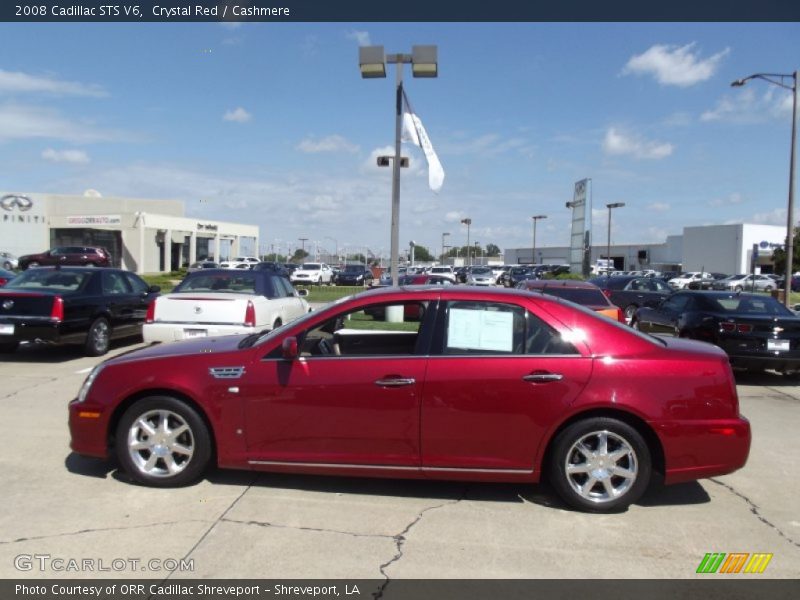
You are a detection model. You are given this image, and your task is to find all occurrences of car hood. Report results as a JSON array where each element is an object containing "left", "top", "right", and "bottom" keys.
[{"left": 105, "top": 335, "right": 249, "bottom": 365}]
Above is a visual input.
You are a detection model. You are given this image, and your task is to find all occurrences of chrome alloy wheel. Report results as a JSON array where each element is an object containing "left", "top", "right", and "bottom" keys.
[
  {"left": 126, "top": 409, "right": 195, "bottom": 477},
  {"left": 564, "top": 430, "right": 638, "bottom": 504}
]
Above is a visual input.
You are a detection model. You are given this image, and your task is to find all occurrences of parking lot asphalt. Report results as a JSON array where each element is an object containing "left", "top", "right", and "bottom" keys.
[{"left": 1, "top": 340, "right": 799, "bottom": 581}]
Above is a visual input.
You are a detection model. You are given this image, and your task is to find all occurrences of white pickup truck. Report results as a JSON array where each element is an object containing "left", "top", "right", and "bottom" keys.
[{"left": 143, "top": 269, "right": 309, "bottom": 343}]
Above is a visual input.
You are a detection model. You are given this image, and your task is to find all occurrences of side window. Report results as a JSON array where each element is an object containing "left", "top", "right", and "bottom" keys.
[
  {"left": 298, "top": 302, "right": 426, "bottom": 358},
  {"left": 278, "top": 277, "right": 296, "bottom": 297},
  {"left": 662, "top": 295, "right": 690, "bottom": 313},
  {"left": 124, "top": 273, "right": 148, "bottom": 294},
  {"left": 102, "top": 272, "right": 131, "bottom": 295},
  {"left": 443, "top": 301, "right": 525, "bottom": 355}
]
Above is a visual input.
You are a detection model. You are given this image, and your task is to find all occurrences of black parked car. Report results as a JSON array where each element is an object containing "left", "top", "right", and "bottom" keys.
[
  {"left": 632, "top": 291, "right": 800, "bottom": 375},
  {"left": 0, "top": 267, "right": 160, "bottom": 356},
  {"left": 335, "top": 264, "right": 374, "bottom": 286},
  {"left": 588, "top": 275, "right": 672, "bottom": 321},
  {"left": 252, "top": 261, "right": 290, "bottom": 277},
  {"left": 687, "top": 272, "right": 728, "bottom": 290},
  {"left": 506, "top": 265, "right": 535, "bottom": 288}
]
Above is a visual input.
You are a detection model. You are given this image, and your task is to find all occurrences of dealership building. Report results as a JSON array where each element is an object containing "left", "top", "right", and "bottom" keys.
[
  {"left": 0, "top": 192, "right": 259, "bottom": 274},
  {"left": 504, "top": 223, "right": 787, "bottom": 275}
]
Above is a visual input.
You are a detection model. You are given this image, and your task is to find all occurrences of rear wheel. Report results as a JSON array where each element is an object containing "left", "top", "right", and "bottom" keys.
[
  {"left": 624, "top": 304, "right": 638, "bottom": 322},
  {"left": 273, "top": 318, "right": 282, "bottom": 330},
  {"left": 548, "top": 417, "right": 651, "bottom": 512},
  {"left": 115, "top": 396, "right": 211, "bottom": 487},
  {"left": 27, "top": 261, "right": 39, "bottom": 269},
  {"left": 84, "top": 317, "right": 111, "bottom": 356}
]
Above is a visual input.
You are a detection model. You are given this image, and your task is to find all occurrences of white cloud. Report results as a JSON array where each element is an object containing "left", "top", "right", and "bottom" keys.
[
  {"left": 41, "top": 148, "right": 90, "bottom": 164},
  {"left": 346, "top": 30, "right": 371, "bottom": 46},
  {"left": 0, "top": 69, "right": 107, "bottom": 97},
  {"left": 219, "top": 22, "right": 243, "bottom": 30},
  {"left": 751, "top": 208, "right": 786, "bottom": 226},
  {"left": 622, "top": 43, "right": 729, "bottom": 87},
  {"left": 708, "top": 193, "right": 744, "bottom": 207},
  {"left": 297, "top": 135, "right": 359, "bottom": 154},
  {"left": 439, "top": 133, "right": 533, "bottom": 158},
  {"left": 0, "top": 103, "right": 117, "bottom": 143},
  {"left": 223, "top": 107, "right": 252, "bottom": 123},
  {"left": 702, "top": 87, "right": 793, "bottom": 123},
  {"left": 648, "top": 202, "right": 670, "bottom": 212},
  {"left": 602, "top": 128, "right": 674, "bottom": 160}
]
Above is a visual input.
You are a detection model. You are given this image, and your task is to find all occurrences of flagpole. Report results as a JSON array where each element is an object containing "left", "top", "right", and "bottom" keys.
[{"left": 391, "top": 65, "right": 404, "bottom": 287}]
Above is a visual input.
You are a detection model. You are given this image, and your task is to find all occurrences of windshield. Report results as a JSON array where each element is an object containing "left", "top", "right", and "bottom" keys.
[
  {"left": 471, "top": 267, "right": 492, "bottom": 274},
  {"left": 301, "top": 263, "right": 321, "bottom": 270},
  {"left": 343, "top": 265, "right": 364, "bottom": 273}
]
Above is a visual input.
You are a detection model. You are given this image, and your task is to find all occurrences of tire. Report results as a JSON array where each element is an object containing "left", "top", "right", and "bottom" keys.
[
  {"left": 764, "top": 285, "right": 773, "bottom": 292},
  {"left": 115, "top": 396, "right": 211, "bottom": 487},
  {"left": 734, "top": 286, "right": 743, "bottom": 292},
  {"left": 2, "top": 261, "right": 10, "bottom": 270},
  {"left": 272, "top": 318, "right": 282, "bottom": 330},
  {"left": 624, "top": 305, "right": 638, "bottom": 321},
  {"left": 630, "top": 318, "right": 640, "bottom": 330},
  {"left": 27, "top": 261, "right": 39, "bottom": 269},
  {"left": 548, "top": 417, "right": 651, "bottom": 512},
  {"left": 86, "top": 262, "right": 98, "bottom": 268},
  {"left": 0, "top": 341, "right": 19, "bottom": 353},
  {"left": 84, "top": 317, "right": 111, "bottom": 356}
]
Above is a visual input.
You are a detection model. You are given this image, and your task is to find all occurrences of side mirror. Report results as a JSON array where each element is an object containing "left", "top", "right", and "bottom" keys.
[
  {"left": 297, "top": 289, "right": 309, "bottom": 297},
  {"left": 282, "top": 336, "right": 299, "bottom": 360},
  {"left": 148, "top": 285, "right": 161, "bottom": 293}
]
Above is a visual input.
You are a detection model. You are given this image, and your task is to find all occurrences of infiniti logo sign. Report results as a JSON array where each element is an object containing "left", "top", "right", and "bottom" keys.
[{"left": 0, "top": 194, "right": 33, "bottom": 212}]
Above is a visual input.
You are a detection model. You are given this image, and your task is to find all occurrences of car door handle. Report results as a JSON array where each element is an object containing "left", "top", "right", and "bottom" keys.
[
  {"left": 523, "top": 372, "right": 564, "bottom": 383},
  {"left": 374, "top": 377, "right": 416, "bottom": 387}
]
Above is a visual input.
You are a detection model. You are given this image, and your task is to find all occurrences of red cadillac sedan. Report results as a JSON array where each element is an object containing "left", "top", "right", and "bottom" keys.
[{"left": 69, "top": 286, "right": 750, "bottom": 513}]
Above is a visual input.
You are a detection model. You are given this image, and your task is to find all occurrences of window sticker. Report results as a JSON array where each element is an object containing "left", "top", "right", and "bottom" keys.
[{"left": 447, "top": 307, "right": 514, "bottom": 352}]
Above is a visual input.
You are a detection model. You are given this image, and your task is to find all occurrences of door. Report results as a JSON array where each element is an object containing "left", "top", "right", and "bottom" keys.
[
  {"left": 100, "top": 271, "right": 137, "bottom": 336},
  {"left": 243, "top": 299, "right": 434, "bottom": 467},
  {"left": 639, "top": 294, "right": 690, "bottom": 335},
  {"left": 421, "top": 300, "right": 592, "bottom": 471}
]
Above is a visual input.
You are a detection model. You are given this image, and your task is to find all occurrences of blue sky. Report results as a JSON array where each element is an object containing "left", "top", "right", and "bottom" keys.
[{"left": 1, "top": 22, "right": 799, "bottom": 259}]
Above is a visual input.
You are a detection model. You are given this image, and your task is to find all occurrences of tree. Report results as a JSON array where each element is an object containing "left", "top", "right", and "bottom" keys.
[
  {"left": 485, "top": 243, "right": 502, "bottom": 257},
  {"left": 771, "top": 226, "right": 800, "bottom": 275},
  {"left": 412, "top": 245, "right": 434, "bottom": 262},
  {"left": 291, "top": 249, "right": 309, "bottom": 262}
]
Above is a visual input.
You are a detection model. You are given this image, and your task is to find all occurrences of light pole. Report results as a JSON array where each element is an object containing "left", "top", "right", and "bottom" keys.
[
  {"left": 441, "top": 232, "right": 450, "bottom": 264},
  {"left": 732, "top": 71, "right": 798, "bottom": 306},
  {"left": 606, "top": 203, "right": 625, "bottom": 274},
  {"left": 461, "top": 218, "right": 472, "bottom": 266},
  {"left": 360, "top": 45, "right": 439, "bottom": 286},
  {"left": 324, "top": 236, "right": 339, "bottom": 264},
  {"left": 531, "top": 214, "right": 547, "bottom": 265},
  {"left": 474, "top": 241, "right": 480, "bottom": 266}
]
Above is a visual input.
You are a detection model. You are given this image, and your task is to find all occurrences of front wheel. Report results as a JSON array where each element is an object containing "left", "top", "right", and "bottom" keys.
[
  {"left": 764, "top": 285, "right": 773, "bottom": 292},
  {"left": 548, "top": 418, "right": 651, "bottom": 512},
  {"left": 734, "top": 286, "right": 743, "bottom": 292},
  {"left": 26, "top": 261, "right": 39, "bottom": 269},
  {"left": 115, "top": 396, "right": 211, "bottom": 487},
  {"left": 84, "top": 317, "right": 111, "bottom": 356}
]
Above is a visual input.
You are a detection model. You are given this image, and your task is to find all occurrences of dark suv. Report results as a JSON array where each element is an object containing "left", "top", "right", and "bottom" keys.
[{"left": 19, "top": 246, "right": 111, "bottom": 270}]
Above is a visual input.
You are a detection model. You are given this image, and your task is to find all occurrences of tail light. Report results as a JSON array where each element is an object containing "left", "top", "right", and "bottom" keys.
[
  {"left": 0, "top": 277, "right": 7, "bottom": 287},
  {"left": 50, "top": 296, "right": 64, "bottom": 322},
  {"left": 145, "top": 299, "right": 156, "bottom": 324},
  {"left": 737, "top": 324, "right": 753, "bottom": 334},
  {"left": 720, "top": 322, "right": 736, "bottom": 332},
  {"left": 244, "top": 300, "right": 256, "bottom": 327},
  {"left": 616, "top": 308, "right": 626, "bottom": 323}
]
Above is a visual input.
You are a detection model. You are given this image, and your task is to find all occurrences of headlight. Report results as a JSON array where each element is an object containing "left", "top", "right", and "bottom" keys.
[{"left": 77, "top": 364, "right": 105, "bottom": 403}]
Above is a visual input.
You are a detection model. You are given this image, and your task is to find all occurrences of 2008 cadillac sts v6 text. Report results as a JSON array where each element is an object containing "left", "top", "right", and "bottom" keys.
[{"left": 69, "top": 287, "right": 750, "bottom": 512}]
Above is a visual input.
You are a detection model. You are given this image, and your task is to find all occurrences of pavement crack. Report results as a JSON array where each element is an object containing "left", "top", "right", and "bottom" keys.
[
  {"left": 0, "top": 519, "right": 209, "bottom": 545},
  {"left": 709, "top": 478, "right": 799, "bottom": 548},
  {"left": 0, "top": 377, "right": 60, "bottom": 401},
  {"left": 373, "top": 487, "right": 469, "bottom": 600},
  {"left": 220, "top": 517, "right": 394, "bottom": 540}
]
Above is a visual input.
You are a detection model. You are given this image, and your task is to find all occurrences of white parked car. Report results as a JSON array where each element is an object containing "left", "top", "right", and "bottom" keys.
[
  {"left": 290, "top": 263, "right": 334, "bottom": 285},
  {"left": 1, "top": 251, "right": 18, "bottom": 270},
  {"left": 668, "top": 272, "right": 714, "bottom": 289},
  {"left": 143, "top": 269, "right": 309, "bottom": 343},
  {"left": 467, "top": 266, "right": 497, "bottom": 286},
  {"left": 428, "top": 265, "right": 456, "bottom": 282},
  {"left": 219, "top": 256, "right": 260, "bottom": 269}
]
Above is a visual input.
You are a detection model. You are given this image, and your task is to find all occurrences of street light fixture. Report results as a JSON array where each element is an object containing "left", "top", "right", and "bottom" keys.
[
  {"left": 606, "top": 203, "right": 625, "bottom": 274},
  {"left": 731, "top": 71, "right": 798, "bottom": 307},
  {"left": 360, "top": 44, "right": 439, "bottom": 287},
  {"left": 461, "top": 218, "right": 472, "bottom": 266},
  {"left": 531, "top": 215, "right": 547, "bottom": 265}
]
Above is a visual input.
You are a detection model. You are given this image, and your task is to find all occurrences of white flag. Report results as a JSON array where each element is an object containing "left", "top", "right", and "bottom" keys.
[{"left": 401, "top": 90, "right": 445, "bottom": 193}]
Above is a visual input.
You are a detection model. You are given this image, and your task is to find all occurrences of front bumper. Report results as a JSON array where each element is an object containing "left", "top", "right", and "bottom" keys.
[{"left": 68, "top": 398, "right": 111, "bottom": 459}]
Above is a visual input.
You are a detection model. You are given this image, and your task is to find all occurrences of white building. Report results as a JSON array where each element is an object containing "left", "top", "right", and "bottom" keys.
[
  {"left": 0, "top": 192, "right": 259, "bottom": 274},
  {"left": 504, "top": 223, "right": 787, "bottom": 275}
]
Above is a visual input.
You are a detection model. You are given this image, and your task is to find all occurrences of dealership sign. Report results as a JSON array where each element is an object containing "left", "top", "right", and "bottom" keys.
[
  {"left": 67, "top": 215, "right": 122, "bottom": 226},
  {"left": 0, "top": 194, "right": 46, "bottom": 224}
]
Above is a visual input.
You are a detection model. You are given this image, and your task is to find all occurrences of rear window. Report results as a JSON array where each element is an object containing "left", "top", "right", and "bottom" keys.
[
  {"left": 538, "top": 287, "right": 609, "bottom": 305},
  {"left": 174, "top": 273, "right": 257, "bottom": 294},
  {"left": 6, "top": 269, "right": 90, "bottom": 292},
  {"left": 707, "top": 296, "right": 793, "bottom": 316}
]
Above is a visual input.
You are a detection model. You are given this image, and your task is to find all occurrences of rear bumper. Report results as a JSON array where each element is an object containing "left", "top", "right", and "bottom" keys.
[
  {"left": 727, "top": 354, "right": 800, "bottom": 371},
  {"left": 656, "top": 417, "right": 751, "bottom": 484},
  {"left": 143, "top": 322, "right": 256, "bottom": 343},
  {"left": 0, "top": 320, "right": 72, "bottom": 344}
]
